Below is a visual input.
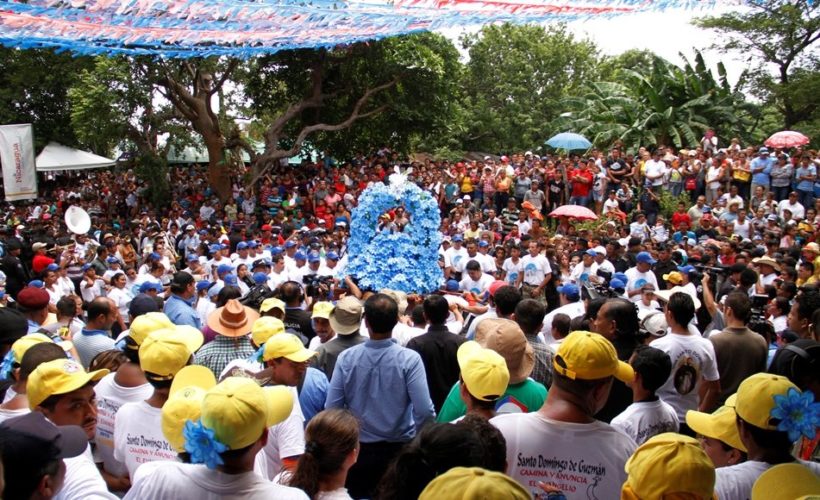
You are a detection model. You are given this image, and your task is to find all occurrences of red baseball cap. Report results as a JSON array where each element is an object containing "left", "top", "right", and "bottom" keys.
[{"left": 488, "top": 280, "right": 508, "bottom": 297}]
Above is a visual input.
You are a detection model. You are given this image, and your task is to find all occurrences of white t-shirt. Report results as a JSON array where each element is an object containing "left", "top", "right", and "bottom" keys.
[
  {"left": 491, "top": 412, "right": 637, "bottom": 499},
  {"left": 94, "top": 373, "right": 153, "bottom": 478},
  {"left": 56, "top": 445, "right": 118, "bottom": 500},
  {"left": 715, "top": 460, "right": 820, "bottom": 500},
  {"left": 650, "top": 333, "right": 720, "bottom": 420},
  {"left": 570, "top": 262, "right": 598, "bottom": 284},
  {"left": 610, "top": 399, "right": 679, "bottom": 445},
  {"left": 460, "top": 273, "right": 494, "bottom": 295},
  {"left": 0, "top": 406, "right": 29, "bottom": 424},
  {"left": 541, "top": 301, "right": 586, "bottom": 340},
  {"left": 603, "top": 198, "right": 620, "bottom": 214},
  {"left": 123, "top": 461, "right": 308, "bottom": 500},
  {"left": 445, "top": 247, "right": 468, "bottom": 272},
  {"left": 477, "top": 252, "right": 497, "bottom": 275},
  {"left": 114, "top": 401, "right": 180, "bottom": 478},
  {"left": 502, "top": 257, "right": 523, "bottom": 286},
  {"left": 520, "top": 254, "right": 552, "bottom": 286},
  {"left": 644, "top": 159, "right": 667, "bottom": 187},
  {"left": 624, "top": 267, "right": 660, "bottom": 302},
  {"left": 260, "top": 387, "right": 305, "bottom": 480},
  {"left": 107, "top": 287, "right": 134, "bottom": 322}
]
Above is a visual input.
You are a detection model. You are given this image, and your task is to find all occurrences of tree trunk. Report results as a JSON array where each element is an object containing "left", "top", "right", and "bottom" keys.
[
  {"left": 779, "top": 66, "right": 797, "bottom": 129},
  {"left": 203, "top": 131, "right": 232, "bottom": 201}
]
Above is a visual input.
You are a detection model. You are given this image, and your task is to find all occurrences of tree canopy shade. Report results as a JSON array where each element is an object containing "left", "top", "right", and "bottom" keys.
[{"left": 0, "top": 0, "right": 740, "bottom": 58}]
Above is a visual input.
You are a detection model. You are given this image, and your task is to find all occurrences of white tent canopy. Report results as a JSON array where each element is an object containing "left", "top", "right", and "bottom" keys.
[{"left": 36, "top": 142, "right": 115, "bottom": 172}]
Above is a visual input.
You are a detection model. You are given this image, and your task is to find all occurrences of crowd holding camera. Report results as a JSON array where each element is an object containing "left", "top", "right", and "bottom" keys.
[{"left": 0, "top": 136, "right": 818, "bottom": 500}]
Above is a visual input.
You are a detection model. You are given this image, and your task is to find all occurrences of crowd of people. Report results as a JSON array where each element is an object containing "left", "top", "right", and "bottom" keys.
[{"left": 0, "top": 136, "right": 818, "bottom": 499}]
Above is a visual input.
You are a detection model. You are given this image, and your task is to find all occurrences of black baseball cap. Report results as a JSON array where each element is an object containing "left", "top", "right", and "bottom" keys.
[
  {"left": 0, "top": 308, "right": 28, "bottom": 345},
  {"left": 128, "top": 293, "right": 160, "bottom": 317},
  {"left": 0, "top": 412, "right": 88, "bottom": 459}
]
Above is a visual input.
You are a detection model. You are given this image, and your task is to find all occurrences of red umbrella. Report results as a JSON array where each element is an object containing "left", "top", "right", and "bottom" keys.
[
  {"left": 548, "top": 205, "right": 598, "bottom": 220},
  {"left": 764, "top": 131, "right": 810, "bottom": 149}
]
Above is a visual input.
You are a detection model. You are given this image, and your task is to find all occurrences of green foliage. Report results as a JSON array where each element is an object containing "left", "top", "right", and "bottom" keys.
[
  {"left": 245, "top": 32, "right": 462, "bottom": 158},
  {"left": 657, "top": 189, "right": 691, "bottom": 220},
  {"left": 694, "top": 0, "right": 819, "bottom": 129},
  {"left": 552, "top": 51, "right": 760, "bottom": 151},
  {"left": 459, "top": 23, "right": 600, "bottom": 153},
  {"left": 133, "top": 152, "right": 170, "bottom": 208},
  {"left": 0, "top": 48, "right": 93, "bottom": 150}
]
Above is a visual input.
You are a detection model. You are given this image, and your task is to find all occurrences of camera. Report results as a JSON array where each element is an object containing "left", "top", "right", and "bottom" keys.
[{"left": 302, "top": 274, "right": 334, "bottom": 300}]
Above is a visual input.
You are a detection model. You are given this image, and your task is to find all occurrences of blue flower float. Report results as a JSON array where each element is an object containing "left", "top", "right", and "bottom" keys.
[{"left": 346, "top": 168, "right": 443, "bottom": 294}]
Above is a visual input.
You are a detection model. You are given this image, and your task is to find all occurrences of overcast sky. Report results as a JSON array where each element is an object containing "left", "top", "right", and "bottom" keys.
[{"left": 439, "top": 5, "right": 749, "bottom": 86}]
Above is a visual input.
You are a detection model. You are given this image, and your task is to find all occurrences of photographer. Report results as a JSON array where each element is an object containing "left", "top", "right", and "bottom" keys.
[{"left": 708, "top": 292, "right": 768, "bottom": 404}]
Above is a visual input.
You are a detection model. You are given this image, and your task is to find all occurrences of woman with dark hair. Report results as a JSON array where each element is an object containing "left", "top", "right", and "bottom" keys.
[
  {"left": 375, "top": 423, "right": 486, "bottom": 500},
  {"left": 287, "top": 409, "right": 359, "bottom": 499}
]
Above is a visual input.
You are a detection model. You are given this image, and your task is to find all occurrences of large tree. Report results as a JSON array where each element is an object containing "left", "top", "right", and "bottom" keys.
[
  {"left": 0, "top": 48, "right": 93, "bottom": 150},
  {"left": 459, "top": 23, "right": 600, "bottom": 153},
  {"left": 694, "top": 0, "right": 819, "bottom": 129}
]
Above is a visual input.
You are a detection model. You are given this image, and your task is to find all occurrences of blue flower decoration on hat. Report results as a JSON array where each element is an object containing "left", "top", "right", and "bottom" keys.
[
  {"left": 183, "top": 419, "right": 227, "bottom": 469},
  {"left": 771, "top": 388, "right": 820, "bottom": 442},
  {"left": 0, "top": 351, "right": 15, "bottom": 380},
  {"left": 345, "top": 168, "right": 443, "bottom": 294}
]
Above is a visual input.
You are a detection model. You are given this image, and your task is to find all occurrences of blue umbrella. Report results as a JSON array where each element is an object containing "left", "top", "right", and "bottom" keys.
[{"left": 546, "top": 132, "right": 592, "bottom": 151}]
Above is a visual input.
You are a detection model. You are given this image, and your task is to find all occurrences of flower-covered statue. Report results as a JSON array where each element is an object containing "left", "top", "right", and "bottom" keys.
[{"left": 345, "top": 168, "right": 443, "bottom": 294}]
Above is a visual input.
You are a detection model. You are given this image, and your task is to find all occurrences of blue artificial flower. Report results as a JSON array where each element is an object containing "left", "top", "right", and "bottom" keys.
[
  {"left": 0, "top": 350, "right": 15, "bottom": 380},
  {"left": 183, "top": 419, "right": 228, "bottom": 469},
  {"left": 770, "top": 388, "right": 820, "bottom": 442}
]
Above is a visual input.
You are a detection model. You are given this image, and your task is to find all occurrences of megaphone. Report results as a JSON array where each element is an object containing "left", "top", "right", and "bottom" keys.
[{"left": 64, "top": 205, "right": 91, "bottom": 235}]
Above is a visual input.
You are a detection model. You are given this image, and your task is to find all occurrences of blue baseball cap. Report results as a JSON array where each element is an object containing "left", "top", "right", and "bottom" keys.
[
  {"left": 81, "top": 264, "right": 92, "bottom": 272},
  {"left": 307, "top": 253, "right": 321, "bottom": 263},
  {"left": 28, "top": 280, "right": 45, "bottom": 288},
  {"left": 678, "top": 265, "right": 696, "bottom": 274},
  {"left": 585, "top": 249, "right": 598, "bottom": 257},
  {"left": 284, "top": 241, "right": 297, "bottom": 249},
  {"left": 609, "top": 278, "right": 626, "bottom": 290},
  {"left": 326, "top": 252, "right": 339, "bottom": 260},
  {"left": 252, "top": 272, "right": 269, "bottom": 284},
  {"left": 106, "top": 256, "right": 119, "bottom": 264},
  {"left": 223, "top": 274, "right": 238, "bottom": 286},
  {"left": 237, "top": 241, "right": 249, "bottom": 250},
  {"left": 46, "top": 263, "right": 60, "bottom": 272},
  {"left": 199, "top": 229, "right": 209, "bottom": 235},
  {"left": 139, "top": 282, "right": 163, "bottom": 293},
  {"left": 270, "top": 246, "right": 284, "bottom": 256},
  {"left": 452, "top": 235, "right": 464, "bottom": 242},
  {"left": 149, "top": 252, "right": 161, "bottom": 261},
  {"left": 701, "top": 206, "right": 712, "bottom": 213},
  {"left": 445, "top": 279, "right": 460, "bottom": 292},
  {"left": 216, "top": 263, "right": 234, "bottom": 275},
  {"left": 294, "top": 251, "right": 307, "bottom": 261},
  {"left": 557, "top": 283, "right": 580, "bottom": 299},
  {"left": 247, "top": 241, "right": 258, "bottom": 248},
  {"left": 252, "top": 259, "right": 270, "bottom": 269},
  {"left": 196, "top": 280, "right": 212, "bottom": 292},
  {"left": 613, "top": 272, "right": 628, "bottom": 285},
  {"left": 478, "top": 241, "right": 489, "bottom": 248},
  {"left": 636, "top": 252, "right": 657, "bottom": 265},
  {"left": 186, "top": 254, "right": 198, "bottom": 262}
]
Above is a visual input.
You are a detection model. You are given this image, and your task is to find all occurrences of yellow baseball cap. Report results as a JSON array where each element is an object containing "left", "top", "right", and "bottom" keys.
[
  {"left": 262, "top": 333, "right": 317, "bottom": 363},
  {"left": 751, "top": 463, "right": 820, "bottom": 500},
  {"left": 200, "top": 378, "right": 293, "bottom": 450},
  {"left": 11, "top": 333, "right": 72, "bottom": 362},
  {"left": 251, "top": 317, "right": 285, "bottom": 346},
  {"left": 734, "top": 373, "right": 798, "bottom": 430},
  {"left": 161, "top": 365, "right": 217, "bottom": 452},
  {"left": 27, "top": 359, "right": 109, "bottom": 409},
  {"left": 311, "top": 301, "right": 334, "bottom": 320},
  {"left": 457, "top": 341, "right": 510, "bottom": 401},
  {"left": 138, "top": 327, "right": 204, "bottom": 380},
  {"left": 259, "top": 297, "right": 285, "bottom": 314},
  {"left": 128, "top": 312, "right": 175, "bottom": 348},
  {"left": 663, "top": 271, "right": 684, "bottom": 285},
  {"left": 419, "top": 467, "right": 530, "bottom": 500},
  {"left": 685, "top": 394, "right": 747, "bottom": 452},
  {"left": 553, "top": 331, "right": 634, "bottom": 383},
  {"left": 622, "top": 433, "right": 716, "bottom": 500}
]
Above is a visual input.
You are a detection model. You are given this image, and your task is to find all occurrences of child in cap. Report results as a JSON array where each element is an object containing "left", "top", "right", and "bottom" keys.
[
  {"left": 686, "top": 395, "right": 747, "bottom": 468},
  {"left": 622, "top": 433, "right": 716, "bottom": 500},
  {"left": 0, "top": 340, "right": 68, "bottom": 423},
  {"left": 714, "top": 373, "right": 820, "bottom": 500},
  {"left": 611, "top": 345, "right": 679, "bottom": 445},
  {"left": 124, "top": 377, "right": 307, "bottom": 499},
  {"left": 113, "top": 326, "right": 204, "bottom": 478},
  {"left": 455, "top": 341, "right": 510, "bottom": 421}
]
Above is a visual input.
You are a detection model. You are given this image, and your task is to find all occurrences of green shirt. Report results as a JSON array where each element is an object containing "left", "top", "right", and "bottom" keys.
[{"left": 435, "top": 379, "right": 548, "bottom": 422}]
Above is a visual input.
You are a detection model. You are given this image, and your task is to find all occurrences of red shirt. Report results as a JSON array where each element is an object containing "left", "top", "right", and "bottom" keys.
[
  {"left": 570, "top": 168, "right": 593, "bottom": 197},
  {"left": 671, "top": 212, "right": 691, "bottom": 229}
]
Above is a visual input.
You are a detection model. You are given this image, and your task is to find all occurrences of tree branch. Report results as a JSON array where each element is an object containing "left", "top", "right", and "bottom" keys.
[{"left": 209, "top": 59, "right": 239, "bottom": 96}]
